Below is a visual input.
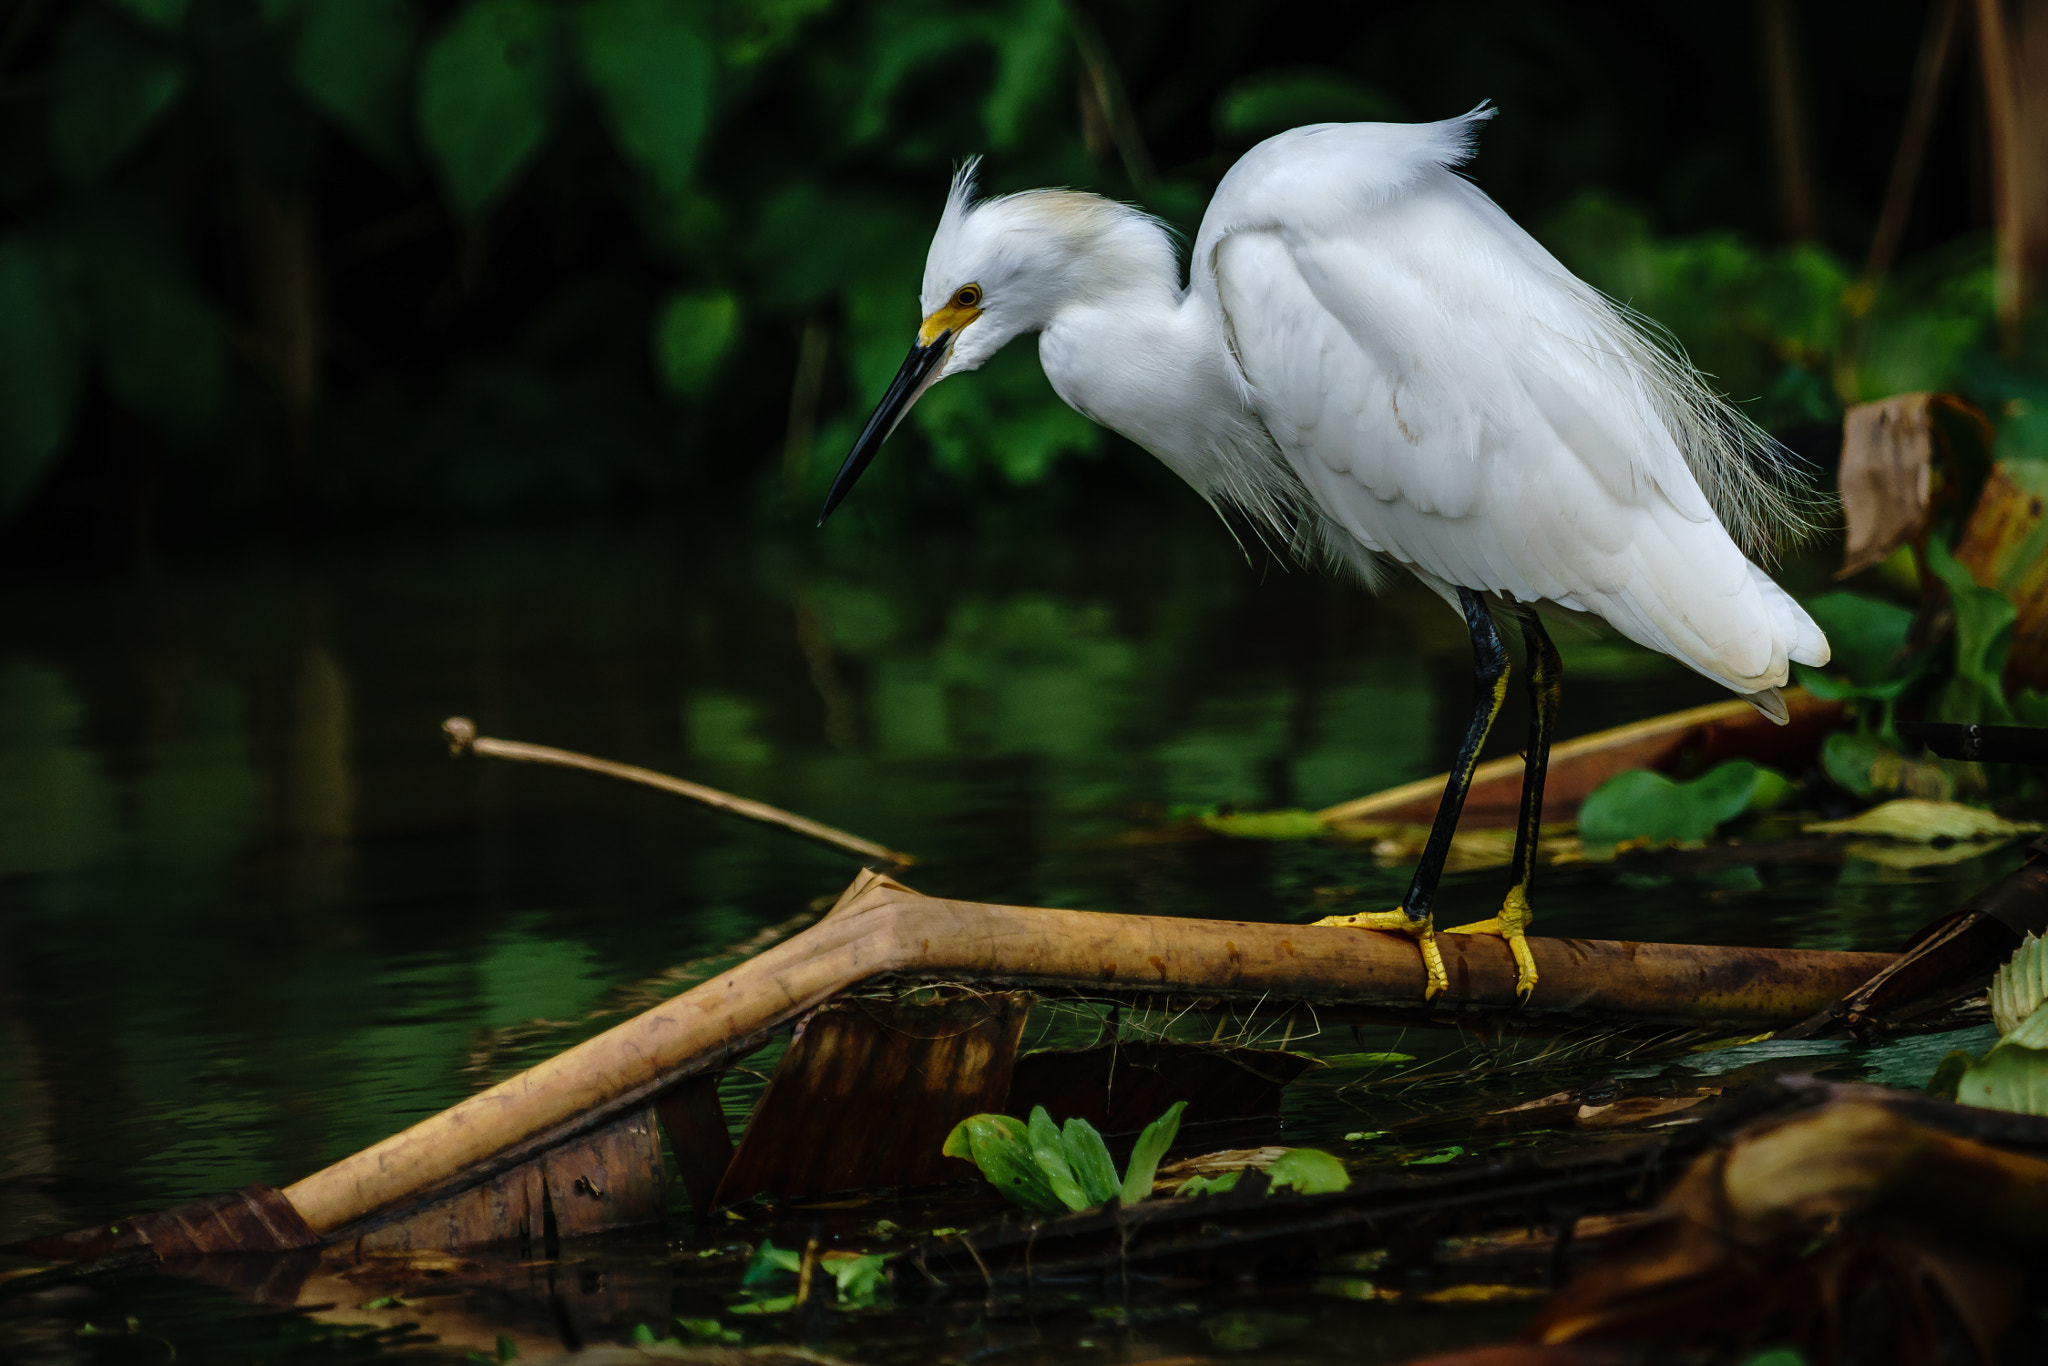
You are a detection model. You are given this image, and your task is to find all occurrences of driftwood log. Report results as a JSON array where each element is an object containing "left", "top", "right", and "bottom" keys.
[
  {"left": 13, "top": 869, "right": 1897, "bottom": 1258},
  {"left": 274, "top": 870, "right": 1886, "bottom": 1239}
]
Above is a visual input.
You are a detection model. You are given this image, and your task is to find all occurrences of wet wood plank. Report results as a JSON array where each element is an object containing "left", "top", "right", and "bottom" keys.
[{"left": 715, "top": 993, "right": 1031, "bottom": 1207}]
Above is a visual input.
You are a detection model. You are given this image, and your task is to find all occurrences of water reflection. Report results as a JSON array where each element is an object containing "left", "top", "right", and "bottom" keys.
[{"left": 0, "top": 509, "right": 2016, "bottom": 1363}]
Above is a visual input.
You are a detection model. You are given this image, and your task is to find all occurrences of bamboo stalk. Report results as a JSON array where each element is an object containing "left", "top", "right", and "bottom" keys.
[
  {"left": 280, "top": 869, "right": 1895, "bottom": 1237},
  {"left": 1316, "top": 691, "right": 1840, "bottom": 827},
  {"left": 1866, "top": 0, "right": 1964, "bottom": 281},
  {"left": 442, "top": 716, "right": 912, "bottom": 867}
]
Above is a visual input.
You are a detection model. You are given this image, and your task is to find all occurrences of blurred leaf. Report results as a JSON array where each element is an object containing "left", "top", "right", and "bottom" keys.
[
  {"left": 1804, "top": 799, "right": 2038, "bottom": 842},
  {"left": 980, "top": 0, "right": 1064, "bottom": 148},
  {"left": 1120, "top": 1100, "right": 1185, "bottom": 1205},
  {"left": 1176, "top": 1170, "right": 1241, "bottom": 1197},
  {"left": 914, "top": 342, "right": 1103, "bottom": 484},
  {"left": 1215, "top": 67, "right": 1404, "bottom": 141},
  {"left": 1576, "top": 761, "right": 1779, "bottom": 845},
  {"left": 293, "top": 0, "right": 419, "bottom": 172},
  {"left": 48, "top": 9, "right": 186, "bottom": 183},
  {"left": 848, "top": 0, "right": 1062, "bottom": 151},
  {"left": 1821, "top": 730, "right": 1954, "bottom": 801},
  {"left": 1801, "top": 592, "right": 1914, "bottom": 684},
  {"left": 823, "top": 1251, "right": 887, "bottom": 1303},
  {"left": 1925, "top": 535, "right": 2016, "bottom": 726},
  {"left": 651, "top": 290, "right": 739, "bottom": 399},
  {"left": 721, "top": 0, "right": 835, "bottom": 68},
  {"left": 578, "top": 0, "right": 714, "bottom": 195},
  {"left": 418, "top": 0, "right": 560, "bottom": 220},
  {"left": 740, "top": 1239, "right": 800, "bottom": 1285},
  {"left": 106, "top": 0, "right": 189, "bottom": 32},
  {"left": 79, "top": 205, "right": 223, "bottom": 434},
  {"left": 0, "top": 236, "right": 85, "bottom": 512},
  {"left": 1264, "top": 1147, "right": 1350, "bottom": 1195},
  {"left": 1199, "top": 809, "right": 1325, "bottom": 840}
]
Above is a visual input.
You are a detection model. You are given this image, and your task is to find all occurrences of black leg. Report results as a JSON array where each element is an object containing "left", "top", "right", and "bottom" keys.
[
  {"left": 1444, "top": 603, "right": 1558, "bottom": 997},
  {"left": 1400, "top": 588, "right": 1511, "bottom": 923},
  {"left": 1313, "top": 588, "right": 1511, "bottom": 1000},
  {"left": 1506, "top": 603, "right": 1561, "bottom": 904}
]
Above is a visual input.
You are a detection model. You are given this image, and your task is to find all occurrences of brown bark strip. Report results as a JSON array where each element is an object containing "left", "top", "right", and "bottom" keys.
[{"left": 277, "top": 870, "right": 1894, "bottom": 1239}]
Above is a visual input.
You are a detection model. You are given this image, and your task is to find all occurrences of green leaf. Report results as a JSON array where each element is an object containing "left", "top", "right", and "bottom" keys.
[
  {"left": 48, "top": 9, "right": 186, "bottom": 183},
  {"left": 1404, "top": 1145, "right": 1465, "bottom": 1166},
  {"left": 1576, "top": 761, "right": 1774, "bottom": 845},
  {"left": 1199, "top": 809, "right": 1326, "bottom": 840},
  {"left": 1119, "top": 1100, "right": 1186, "bottom": 1206},
  {"left": 727, "top": 1295, "right": 796, "bottom": 1315},
  {"left": 1215, "top": 67, "right": 1405, "bottom": 141},
  {"left": 630, "top": 1324, "right": 659, "bottom": 1346},
  {"left": 651, "top": 290, "right": 739, "bottom": 399},
  {"left": 1956, "top": 1035, "right": 2048, "bottom": 1116},
  {"left": 739, "top": 1239, "right": 800, "bottom": 1287},
  {"left": 1175, "top": 1170, "right": 1241, "bottom": 1197},
  {"left": 1320, "top": 1052, "right": 1414, "bottom": 1069},
  {"left": 1925, "top": 535, "right": 2017, "bottom": 726},
  {"left": 1263, "top": 1148, "right": 1350, "bottom": 1195},
  {"left": 1025, "top": 1106, "right": 1094, "bottom": 1211},
  {"left": 941, "top": 1114, "right": 1065, "bottom": 1213},
  {"left": 1800, "top": 592, "right": 1914, "bottom": 685},
  {"left": 293, "top": 0, "right": 419, "bottom": 172},
  {"left": 825, "top": 1252, "right": 888, "bottom": 1304},
  {"left": 577, "top": 0, "right": 714, "bottom": 196},
  {"left": 417, "top": 0, "right": 559, "bottom": 220},
  {"left": 673, "top": 1318, "right": 741, "bottom": 1344},
  {"left": 106, "top": 0, "right": 189, "bottom": 33},
  {"left": 1060, "top": 1116, "right": 1120, "bottom": 1207},
  {"left": 0, "top": 236, "right": 85, "bottom": 513}
]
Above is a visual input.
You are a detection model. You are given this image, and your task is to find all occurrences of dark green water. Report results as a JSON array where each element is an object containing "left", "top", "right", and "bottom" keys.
[{"left": 0, "top": 505, "right": 2015, "bottom": 1364}]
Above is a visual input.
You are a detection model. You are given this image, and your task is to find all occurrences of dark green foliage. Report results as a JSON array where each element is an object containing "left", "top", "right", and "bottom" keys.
[
  {"left": 417, "top": 0, "right": 561, "bottom": 220},
  {"left": 292, "top": 0, "right": 419, "bottom": 172},
  {"left": 0, "top": 236, "right": 85, "bottom": 512},
  {"left": 48, "top": 8, "right": 185, "bottom": 184},
  {"left": 0, "top": 0, "right": 2039, "bottom": 530}
]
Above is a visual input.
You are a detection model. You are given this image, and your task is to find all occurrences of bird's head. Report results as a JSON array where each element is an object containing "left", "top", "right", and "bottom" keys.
[{"left": 819, "top": 162, "right": 1166, "bottom": 522}]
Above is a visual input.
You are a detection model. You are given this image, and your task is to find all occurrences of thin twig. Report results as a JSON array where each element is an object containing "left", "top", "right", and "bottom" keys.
[{"left": 441, "top": 716, "right": 914, "bottom": 867}]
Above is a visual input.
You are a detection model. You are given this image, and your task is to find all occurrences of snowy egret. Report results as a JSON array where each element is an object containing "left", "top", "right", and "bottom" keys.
[{"left": 823, "top": 108, "right": 1829, "bottom": 1001}]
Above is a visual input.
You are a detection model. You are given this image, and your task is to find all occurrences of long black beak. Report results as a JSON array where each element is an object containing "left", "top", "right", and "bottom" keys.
[{"left": 818, "top": 332, "right": 950, "bottom": 524}]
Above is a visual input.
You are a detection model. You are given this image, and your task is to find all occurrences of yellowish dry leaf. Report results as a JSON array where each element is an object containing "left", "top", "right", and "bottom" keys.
[{"left": 1803, "top": 799, "right": 2041, "bottom": 842}]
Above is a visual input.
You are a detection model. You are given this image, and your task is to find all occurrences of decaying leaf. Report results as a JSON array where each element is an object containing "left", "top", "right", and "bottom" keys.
[
  {"left": 1836, "top": 392, "right": 1989, "bottom": 578},
  {"left": 1954, "top": 460, "right": 2048, "bottom": 691},
  {"left": 1989, "top": 932, "right": 2048, "bottom": 1034},
  {"left": 1804, "top": 798, "right": 2040, "bottom": 842},
  {"left": 1528, "top": 1100, "right": 2048, "bottom": 1362}
]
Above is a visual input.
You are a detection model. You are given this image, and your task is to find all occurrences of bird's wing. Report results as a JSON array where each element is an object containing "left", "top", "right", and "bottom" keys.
[{"left": 1196, "top": 124, "right": 1824, "bottom": 695}]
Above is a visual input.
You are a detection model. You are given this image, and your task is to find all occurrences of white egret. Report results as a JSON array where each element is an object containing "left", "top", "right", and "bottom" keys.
[{"left": 822, "top": 108, "right": 1829, "bottom": 1001}]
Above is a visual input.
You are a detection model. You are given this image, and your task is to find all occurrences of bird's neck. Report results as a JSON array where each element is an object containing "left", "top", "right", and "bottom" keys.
[{"left": 1037, "top": 271, "right": 1272, "bottom": 504}]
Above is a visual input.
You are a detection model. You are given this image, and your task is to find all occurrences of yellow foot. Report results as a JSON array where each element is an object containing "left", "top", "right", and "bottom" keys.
[
  {"left": 1311, "top": 908, "right": 1447, "bottom": 1000},
  {"left": 1445, "top": 886, "right": 1538, "bottom": 1000}
]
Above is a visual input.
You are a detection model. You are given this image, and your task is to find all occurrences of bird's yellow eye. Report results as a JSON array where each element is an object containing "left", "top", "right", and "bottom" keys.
[{"left": 952, "top": 285, "right": 982, "bottom": 309}]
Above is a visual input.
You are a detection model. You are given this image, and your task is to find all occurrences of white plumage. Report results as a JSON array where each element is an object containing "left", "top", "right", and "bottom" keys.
[{"left": 861, "top": 107, "right": 1830, "bottom": 711}]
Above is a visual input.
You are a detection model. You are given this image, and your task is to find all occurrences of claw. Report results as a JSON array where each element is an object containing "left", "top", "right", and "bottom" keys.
[
  {"left": 1444, "top": 884, "right": 1538, "bottom": 1000},
  {"left": 1311, "top": 908, "right": 1448, "bottom": 1000}
]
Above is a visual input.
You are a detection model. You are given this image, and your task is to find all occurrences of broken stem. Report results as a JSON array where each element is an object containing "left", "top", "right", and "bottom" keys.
[{"left": 441, "top": 716, "right": 913, "bottom": 868}]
